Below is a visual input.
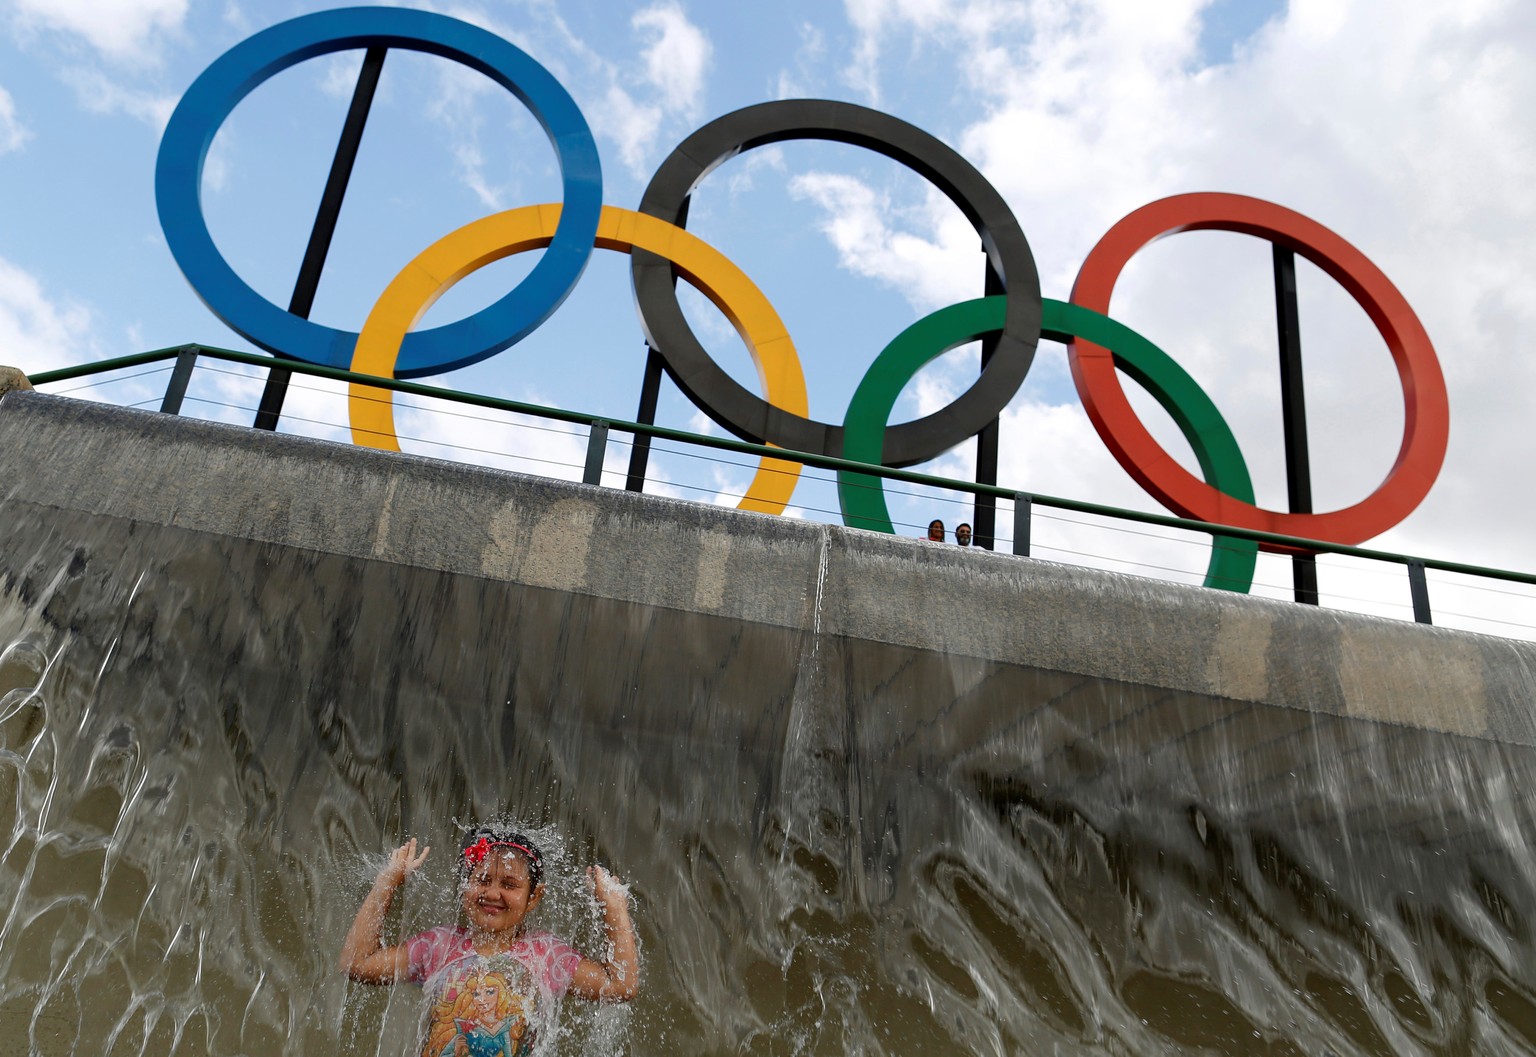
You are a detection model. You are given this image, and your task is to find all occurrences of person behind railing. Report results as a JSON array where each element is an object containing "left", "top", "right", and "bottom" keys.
[
  {"left": 925, "top": 519, "right": 945, "bottom": 542},
  {"left": 955, "top": 523, "right": 972, "bottom": 547}
]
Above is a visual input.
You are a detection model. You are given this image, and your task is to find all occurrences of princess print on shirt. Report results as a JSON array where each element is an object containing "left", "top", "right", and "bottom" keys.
[{"left": 410, "top": 926, "right": 582, "bottom": 1057}]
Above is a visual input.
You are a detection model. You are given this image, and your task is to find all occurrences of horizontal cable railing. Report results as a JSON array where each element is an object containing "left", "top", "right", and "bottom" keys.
[{"left": 24, "top": 344, "right": 1536, "bottom": 636}]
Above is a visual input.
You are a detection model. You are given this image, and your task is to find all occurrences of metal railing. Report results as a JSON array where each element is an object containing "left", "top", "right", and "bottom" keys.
[{"left": 24, "top": 343, "right": 1536, "bottom": 631}]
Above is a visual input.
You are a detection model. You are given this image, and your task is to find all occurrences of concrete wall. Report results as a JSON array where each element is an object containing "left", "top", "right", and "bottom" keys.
[
  {"left": 4, "top": 390, "right": 1532, "bottom": 748},
  {"left": 8, "top": 390, "right": 1536, "bottom": 1055}
]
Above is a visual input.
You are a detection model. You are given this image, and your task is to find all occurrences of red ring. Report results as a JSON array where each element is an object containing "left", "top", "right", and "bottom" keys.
[{"left": 1068, "top": 192, "right": 1448, "bottom": 547}]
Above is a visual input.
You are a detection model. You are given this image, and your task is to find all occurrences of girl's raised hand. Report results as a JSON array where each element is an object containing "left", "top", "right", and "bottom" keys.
[
  {"left": 570, "top": 866, "right": 640, "bottom": 1000},
  {"left": 381, "top": 838, "right": 431, "bottom": 887},
  {"left": 587, "top": 865, "right": 630, "bottom": 909}
]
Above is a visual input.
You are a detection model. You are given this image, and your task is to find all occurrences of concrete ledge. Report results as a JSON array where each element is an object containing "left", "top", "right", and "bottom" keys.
[
  {"left": 4, "top": 391, "right": 1534, "bottom": 745},
  {"left": 0, "top": 393, "right": 825, "bottom": 630}
]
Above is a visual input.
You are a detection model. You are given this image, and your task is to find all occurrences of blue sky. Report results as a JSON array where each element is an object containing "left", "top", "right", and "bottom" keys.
[{"left": 4, "top": 0, "right": 1536, "bottom": 634}]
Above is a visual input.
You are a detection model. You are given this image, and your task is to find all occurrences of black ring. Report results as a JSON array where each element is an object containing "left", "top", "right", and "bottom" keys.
[{"left": 630, "top": 99, "right": 1042, "bottom": 466}]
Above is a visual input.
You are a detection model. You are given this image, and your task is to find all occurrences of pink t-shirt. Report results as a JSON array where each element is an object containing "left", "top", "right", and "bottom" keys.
[{"left": 405, "top": 926, "right": 582, "bottom": 1057}]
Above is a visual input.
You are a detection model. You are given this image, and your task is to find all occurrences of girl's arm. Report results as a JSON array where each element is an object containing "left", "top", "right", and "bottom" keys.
[
  {"left": 567, "top": 866, "right": 640, "bottom": 1001},
  {"left": 339, "top": 839, "right": 431, "bottom": 983}
]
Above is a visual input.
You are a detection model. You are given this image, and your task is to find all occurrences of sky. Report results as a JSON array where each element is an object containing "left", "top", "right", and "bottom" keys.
[{"left": 2, "top": 0, "right": 1535, "bottom": 638}]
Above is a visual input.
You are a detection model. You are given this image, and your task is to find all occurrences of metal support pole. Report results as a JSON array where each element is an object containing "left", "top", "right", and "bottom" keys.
[
  {"left": 255, "top": 46, "right": 387, "bottom": 431},
  {"left": 624, "top": 198, "right": 691, "bottom": 489},
  {"left": 583, "top": 421, "right": 610, "bottom": 486},
  {"left": 1407, "top": 560, "right": 1433, "bottom": 624},
  {"left": 972, "top": 254, "right": 1004, "bottom": 550},
  {"left": 1273, "top": 245, "right": 1319, "bottom": 605},
  {"left": 159, "top": 346, "right": 200, "bottom": 415},
  {"left": 625, "top": 346, "right": 664, "bottom": 491},
  {"left": 1012, "top": 493, "right": 1032, "bottom": 556}
]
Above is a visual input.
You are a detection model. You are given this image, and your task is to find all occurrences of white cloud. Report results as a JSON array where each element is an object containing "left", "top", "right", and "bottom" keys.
[
  {"left": 0, "top": 85, "right": 29, "bottom": 153},
  {"left": 422, "top": 63, "right": 522, "bottom": 211},
  {"left": 220, "top": 1, "right": 249, "bottom": 37},
  {"left": 820, "top": 0, "right": 1536, "bottom": 589},
  {"left": 586, "top": 2, "right": 713, "bottom": 176},
  {"left": 0, "top": 256, "right": 96, "bottom": 375},
  {"left": 785, "top": 0, "right": 1536, "bottom": 631},
  {"left": 318, "top": 51, "right": 365, "bottom": 100},
  {"left": 10, "top": 0, "right": 188, "bottom": 60},
  {"left": 841, "top": 0, "right": 1032, "bottom": 102},
  {"left": 64, "top": 66, "right": 176, "bottom": 128},
  {"left": 788, "top": 171, "right": 979, "bottom": 311},
  {"left": 590, "top": 83, "right": 665, "bottom": 175},
  {"left": 775, "top": 23, "right": 826, "bottom": 99},
  {"left": 406, "top": 1, "right": 711, "bottom": 193},
  {"left": 720, "top": 144, "right": 784, "bottom": 198},
  {"left": 633, "top": 1, "right": 711, "bottom": 117}
]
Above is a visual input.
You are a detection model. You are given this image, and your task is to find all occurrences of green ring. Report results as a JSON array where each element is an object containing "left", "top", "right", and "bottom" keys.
[{"left": 838, "top": 296, "right": 1258, "bottom": 593}]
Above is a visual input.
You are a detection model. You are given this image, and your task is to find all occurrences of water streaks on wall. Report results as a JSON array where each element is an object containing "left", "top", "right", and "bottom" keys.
[{"left": 2, "top": 392, "right": 1534, "bottom": 1055}]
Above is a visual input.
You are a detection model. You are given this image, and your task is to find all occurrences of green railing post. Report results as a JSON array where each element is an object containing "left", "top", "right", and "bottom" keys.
[
  {"left": 1408, "top": 560, "right": 1433, "bottom": 625},
  {"left": 583, "top": 420, "right": 609, "bottom": 486},
  {"left": 159, "top": 346, "right": 200, "bottom": 415},
  {"left": 1013, "top": 493, "right": 1032, "bottom": 557}
]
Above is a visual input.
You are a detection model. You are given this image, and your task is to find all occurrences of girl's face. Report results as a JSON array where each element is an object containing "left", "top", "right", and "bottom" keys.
[{"left": 462, "top": 851, "right": 543, "bottom": 936}]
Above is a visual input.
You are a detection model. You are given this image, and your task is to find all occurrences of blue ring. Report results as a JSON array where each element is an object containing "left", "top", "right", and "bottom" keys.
[{"left": 155, "top": 7, "right": 602, "bottom": 377}]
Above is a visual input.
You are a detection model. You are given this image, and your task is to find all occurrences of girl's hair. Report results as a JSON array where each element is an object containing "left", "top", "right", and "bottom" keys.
[{"left": 458, "top": 826, "right": 544, "bottom": 889}]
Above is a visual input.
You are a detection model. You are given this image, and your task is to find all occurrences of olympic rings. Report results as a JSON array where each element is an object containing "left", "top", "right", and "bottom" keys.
[
  {"left": 157, "top": 16, "right": 1450, "bottom": 576},
  {"left": 631, "top": 99, "right": 1042, "bottom": 466},
  {"left": 348, "top": 204, "right": 808, "bottom": 515},
  {"left": 155, "top": 7, "right": 603, "bottom": 378},
  {"left": 838, "top": 297, "right": 1258, "bottom": 592},
  {"left": 1070, "top": 192, "right": 1449, "bottom": 547}
]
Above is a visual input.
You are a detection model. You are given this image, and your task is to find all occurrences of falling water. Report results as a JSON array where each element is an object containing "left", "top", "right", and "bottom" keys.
[{"left": 4, "top": 438, "right": 1536, "bottom": 1055}]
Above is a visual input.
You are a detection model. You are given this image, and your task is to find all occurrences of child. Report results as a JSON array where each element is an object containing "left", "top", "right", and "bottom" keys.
[{"left": 340, "top": 826, "right": 639, "bottom": 1056}]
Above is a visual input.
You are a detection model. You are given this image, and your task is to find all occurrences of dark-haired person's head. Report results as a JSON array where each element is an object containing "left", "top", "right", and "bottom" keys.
[
  {"left": 927, "top": 519, "right": 945, "bottom": 542},
  {"left": 458, "top": 826, "right": 543, "bottom": 891},
  {"left": 458, "top": 827, "right": 545, "bottom": 935},
  {"left": 955, "top": 523, "right": 972, "bottom": 546}
]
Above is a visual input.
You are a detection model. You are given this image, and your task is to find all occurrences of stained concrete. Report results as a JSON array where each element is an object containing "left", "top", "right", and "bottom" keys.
[
  {"left": 2, "top": 389, "right": 1533, "bottom": 748},
  {"left": 0, "top": 366, "right": 31, "bottom": 398}
]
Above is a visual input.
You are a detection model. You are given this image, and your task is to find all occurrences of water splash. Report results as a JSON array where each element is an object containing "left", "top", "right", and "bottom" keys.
[{"left": 3, "top": 499, "right": 1536, "bottom": 1055}]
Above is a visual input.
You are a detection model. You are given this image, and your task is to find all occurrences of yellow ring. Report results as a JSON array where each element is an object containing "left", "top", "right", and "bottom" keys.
[{"left": 349, "top": 204, "right": 807, "bottom": 514}]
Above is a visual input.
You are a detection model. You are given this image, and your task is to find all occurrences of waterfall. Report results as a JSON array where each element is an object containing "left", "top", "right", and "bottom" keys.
[{"left": 4, "top": 393, "right": 1536, "bottom": 1055}]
